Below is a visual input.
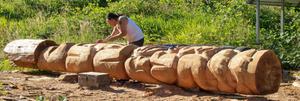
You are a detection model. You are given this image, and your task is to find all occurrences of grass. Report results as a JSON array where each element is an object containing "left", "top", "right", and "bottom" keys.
[
  {"left": 0, "top": 0, "right": 299, "bottom": 69},
  {"left": 0, "top": 59, "right": 29, "bottom": 71},
  {"left": 294, "top": 72, "right": 300, "bottom": 77},
  {"left": 0, "top": 59, "right": 49, "bottom": 74}
]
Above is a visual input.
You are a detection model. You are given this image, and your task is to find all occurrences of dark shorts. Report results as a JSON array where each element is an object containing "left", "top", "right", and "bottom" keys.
[{"left": 129, "top": 38, "right": 144, "bottom": 47}]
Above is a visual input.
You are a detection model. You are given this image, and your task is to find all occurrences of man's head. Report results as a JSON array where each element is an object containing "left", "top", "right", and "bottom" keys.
[{"left": 106, "top": 13, "right": 119, "bottom": 27}]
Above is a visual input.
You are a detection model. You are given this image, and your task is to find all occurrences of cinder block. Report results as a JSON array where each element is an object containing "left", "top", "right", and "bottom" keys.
[{"left": 78, "top": 72, "right": 111, "bottom": 88}]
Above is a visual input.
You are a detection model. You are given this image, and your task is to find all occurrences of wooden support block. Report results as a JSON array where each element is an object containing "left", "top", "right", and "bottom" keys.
[{"left": 78, "top": 72, "right": 111, "bottom": 88}]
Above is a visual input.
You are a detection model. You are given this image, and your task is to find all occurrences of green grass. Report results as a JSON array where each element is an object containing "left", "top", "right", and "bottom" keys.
[
  {"left": 36, "top": 95, "right": 67, "bottom": 101},
  {"left": 0, "top": 59, "right": 36, "bottom": 71},
  {"left": 0, "top": 59, "right": 18, "bottom": 71},
  {"left": 294, "top": 72, "right": 300, "bottom": 77}
]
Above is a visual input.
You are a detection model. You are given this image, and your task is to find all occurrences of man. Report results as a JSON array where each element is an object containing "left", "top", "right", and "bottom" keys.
[{"left": 96, "top": 13, "right": 144, "bottom": 46}]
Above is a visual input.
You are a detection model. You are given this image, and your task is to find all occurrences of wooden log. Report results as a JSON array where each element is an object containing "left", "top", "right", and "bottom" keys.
[
  {"left": 125, "top": 56, "right": 161, "bottom": 84},
  {"left": 191, "top": 46, "right": 220, "bottom": 92},
  {"left": 150, "top": 51, "right": 178, "bottom": 84},
  {"left": 166, "top": 46, "right": 181, "bottom": 54},
  {"left": 37, "top": 43, "right": 74, "bottom": 72},
  {"left": 243, "top": 50, "right": 282, "bottom": 94},
  {"left": 94, "top": 43, "right": 123, "bottom": 51},
  {"left": 93, "top": 45, "right": 137, "bottom": 80},
  {"left": 195, "top": 46, "right": 220, "bottom": 60},
  {"left": 177, "top": 46, "right": 199, "bottom": 57},
  {"left": 229, "top": 49, "right": 257, "bottom": 94},
  {"left": 190, "top": 54, "right": 219, "bottom": 92},
  {"left": 177, "top": 54, "right": 198, "bottom": 89},
  {"left": 4, "top": 40, "right": 283, "bottom": 95},
  {"left": 65, "top": 44, "right": 96, "bottom": 73},
  {"left": 208, "top": 49, "right": 238, "bottom": 93},
  {"left": 132, "top": 45, "right": 168, "bottom": 57},
  {"left": 3, "top": 39, "right": 57, "bottom": 68}
]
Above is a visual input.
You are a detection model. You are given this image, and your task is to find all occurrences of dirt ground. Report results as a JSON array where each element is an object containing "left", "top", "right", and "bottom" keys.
[{"left": 0, "top": 71, "right": 300, "bottom": 101}]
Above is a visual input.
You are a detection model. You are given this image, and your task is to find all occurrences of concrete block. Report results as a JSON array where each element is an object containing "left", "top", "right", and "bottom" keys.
[{"left": 78, "top": 72, "right": 111, "bottom": 88}]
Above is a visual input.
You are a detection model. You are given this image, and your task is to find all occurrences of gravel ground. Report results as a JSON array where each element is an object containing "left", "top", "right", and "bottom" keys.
[{"left": 0, "top": 71, "right": 299, "bottom": 101}]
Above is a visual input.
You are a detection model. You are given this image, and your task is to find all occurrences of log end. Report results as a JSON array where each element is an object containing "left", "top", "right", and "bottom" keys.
[{"left": 251, "top": 50, "right": 282, "bottom": 94}]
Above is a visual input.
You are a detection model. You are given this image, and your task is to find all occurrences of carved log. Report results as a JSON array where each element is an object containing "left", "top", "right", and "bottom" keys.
[
  {"left": 4, "top": 40, "right": 282, "bottom": 95},
  {"left": 125, "top": 56, "right": 161, "bottom": 84},
  {"left": 150, "top": 51, "right": 178, "bottom": 84},
  {"left": 3, "top": 39, "right": 57, "bottom": 68},
  {"left": 93, "top": 45, "right": 137, "bottom": 80},
  {"left": 65, "top": 44, "right": 96, "bottom": 73},
  {"left": 229, "top": 50, "right": 282, "bottom": 94},
  {"left": 37, "top": 43, "right": 74, "bottom": 72}
]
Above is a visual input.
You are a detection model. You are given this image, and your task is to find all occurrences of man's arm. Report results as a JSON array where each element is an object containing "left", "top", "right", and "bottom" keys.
[
  {"left": 96, "top": 27, "right": 119, "bottom": 43},
  {"left": 103, "top": 26, "right": 119, "bottom": 41},
  {"left": 102, "top": 17, "right": 128, "bottom": 42}
]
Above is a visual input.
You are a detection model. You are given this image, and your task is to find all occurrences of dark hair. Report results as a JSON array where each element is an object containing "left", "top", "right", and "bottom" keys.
[{"left": 107, "top": 13, "right": 123, "bottom": 20}]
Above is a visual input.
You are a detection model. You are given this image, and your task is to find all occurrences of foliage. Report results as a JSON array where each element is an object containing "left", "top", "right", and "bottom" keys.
[
  {"left": 0, "top": 0, "right": 299, "bottom": 69},
  {"left": 0, "top": 59, "right": 32, "bottom": 71},
  {"left": 36, "top": 96, "right": 45, "bottom": 101},
  {"left": 0, "top": 59, "right": 17, "bottom": 71},
  {"left": 58, "top": 95, "right": 68, "bottom": 101}
]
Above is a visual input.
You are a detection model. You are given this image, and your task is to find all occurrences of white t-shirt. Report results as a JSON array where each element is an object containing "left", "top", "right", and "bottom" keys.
[{"left": 120, "top": 16, "right": 144, "bottom": 43}]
